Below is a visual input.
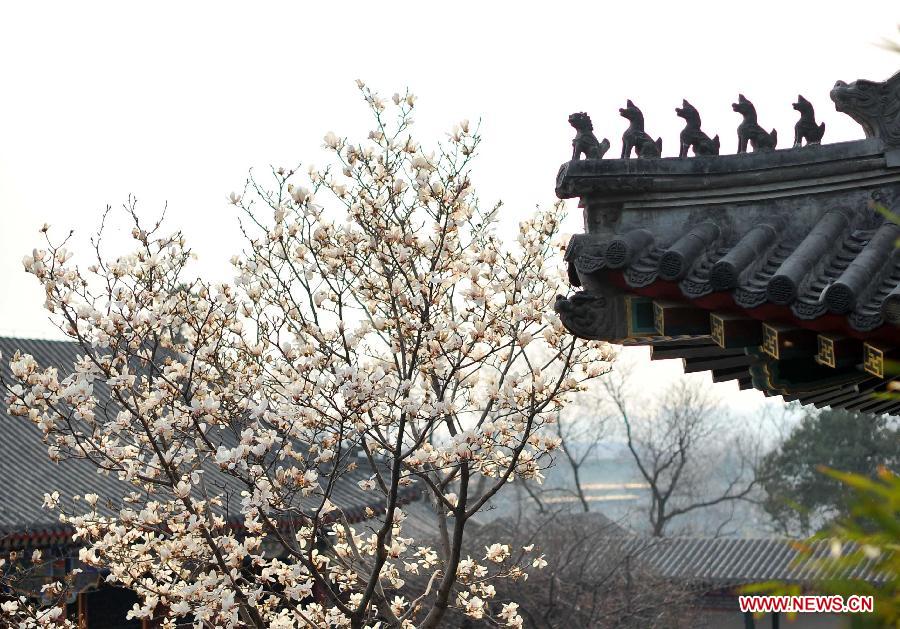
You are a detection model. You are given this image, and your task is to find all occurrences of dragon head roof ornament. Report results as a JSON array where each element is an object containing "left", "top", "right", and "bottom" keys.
[{"left": 831, "top": 70, "right": 900, "bottom": 149}]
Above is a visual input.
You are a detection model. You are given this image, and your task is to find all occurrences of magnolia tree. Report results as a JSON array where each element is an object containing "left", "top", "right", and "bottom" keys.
[{"left": 2, "top": 85, "right": 613, "bottom": 628}]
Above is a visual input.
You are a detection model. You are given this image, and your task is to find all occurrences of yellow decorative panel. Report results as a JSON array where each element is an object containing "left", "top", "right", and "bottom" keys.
[
  {"left": 817, "top": 335, "right": 836, "bottom": 368},
  {"left": 864, "top": 344, "right": 884, "bottom": 378},
  {"left": 762, "top": 324, "right": 780, "bottom": 359}
]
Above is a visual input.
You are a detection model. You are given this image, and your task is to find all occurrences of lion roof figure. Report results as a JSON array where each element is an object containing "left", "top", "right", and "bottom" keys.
[{"left": 568, "top": 112, "right": 610, "bottom": 161}]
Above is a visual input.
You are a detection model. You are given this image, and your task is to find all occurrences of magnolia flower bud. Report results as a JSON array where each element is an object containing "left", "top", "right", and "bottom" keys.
[
  {"left": 173, "top": 480, "right": 191, "bottom": 499},
  {"left": 323, "top": 131, "right": 340, "bottom": 149}
]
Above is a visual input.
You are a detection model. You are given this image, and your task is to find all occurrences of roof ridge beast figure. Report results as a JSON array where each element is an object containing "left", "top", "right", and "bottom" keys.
[
  {"left": 831, "top": 70, "right": 900, "bottom": 149},
  {"left": 568, "top": 112, "right": 611, "bottom": 160},
  {"left": 620, "top": 100, "right": 662, "bottom": 158}
]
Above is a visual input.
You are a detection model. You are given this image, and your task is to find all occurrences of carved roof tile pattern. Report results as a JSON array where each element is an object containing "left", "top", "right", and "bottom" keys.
[{"left": 569, "top": 208, "right": 900, "bottom": 333}]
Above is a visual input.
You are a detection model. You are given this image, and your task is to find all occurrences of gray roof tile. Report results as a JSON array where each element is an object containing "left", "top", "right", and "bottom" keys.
[{"left": 0, "top": 337, "right": 415, "bottom": 547}]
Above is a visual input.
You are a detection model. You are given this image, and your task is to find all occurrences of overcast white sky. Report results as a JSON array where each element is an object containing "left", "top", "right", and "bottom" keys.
[{"left": 1, "top": 2, "right": 897, "bottom": 409}]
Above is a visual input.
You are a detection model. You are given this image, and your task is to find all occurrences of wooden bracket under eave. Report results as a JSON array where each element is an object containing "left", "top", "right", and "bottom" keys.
[
  {"left": 624, "top": 296, "right": 657, "bottom": 337},
  {"left": 710, "top": 313, "right": 763, "bottom": 349},
  {"left": 761, "top": 323, "right": 817, "bottom": 360},
  {"left": 816, "top": 334, "right": 863, "bottom": 369},
  {"left": 652, "top": 301, "right": 711, "bottom": 336}
]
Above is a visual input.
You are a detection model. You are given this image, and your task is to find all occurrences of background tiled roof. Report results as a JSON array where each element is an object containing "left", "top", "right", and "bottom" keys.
[
  {"left": 636, "top": 536, "right": 887, "bottom": 587},
  {"left": 463, "top": 512, "right": 886, "bottom": 586},
  {"left": 0, "top": 337, "right": 415, "bottom": 548}
]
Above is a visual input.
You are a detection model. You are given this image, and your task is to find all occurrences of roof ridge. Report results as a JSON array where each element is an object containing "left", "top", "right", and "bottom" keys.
[{"left": 0, "top": 335, "right": 78, "bottom": 345}]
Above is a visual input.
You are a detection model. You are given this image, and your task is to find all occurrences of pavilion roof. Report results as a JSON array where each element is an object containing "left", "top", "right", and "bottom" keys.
[{"left": 556, "top": 69, "right": 900, "bottom": 412}]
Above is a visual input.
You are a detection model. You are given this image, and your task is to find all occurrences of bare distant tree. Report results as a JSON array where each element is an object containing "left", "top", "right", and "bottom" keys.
[
  {"left": 511, "top": 381, "right": 615, "bottom": 515},
  {"left": 552, "top": 408, "right": 608, "bottom": 512},
  {"left": 605, "top": 374, "right": 763, "bottom": 537}
]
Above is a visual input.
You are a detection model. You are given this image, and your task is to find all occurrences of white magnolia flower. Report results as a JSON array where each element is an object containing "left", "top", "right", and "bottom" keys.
[
  {"left": 323, "top": 131, "right": 340, "bottom": 149},
  {"left": 485, "top": 543, "right": 510, "bottom": 563},
  {"left": 5, "top": 85, "right": 612, "bottom": 628},
  {"left": 290, "top": 185, "right": 311, "bottom": 204},
  {"left": 173, "top": 480, "right": 191, "bottom": 499}
]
